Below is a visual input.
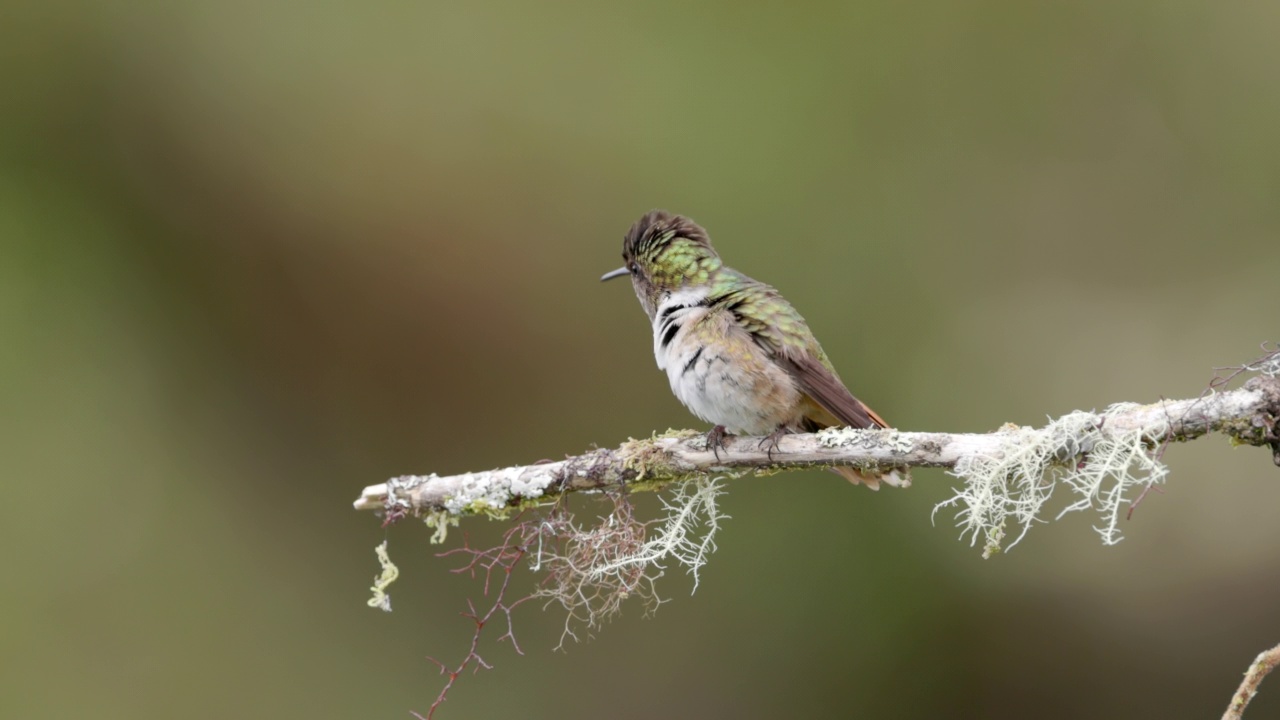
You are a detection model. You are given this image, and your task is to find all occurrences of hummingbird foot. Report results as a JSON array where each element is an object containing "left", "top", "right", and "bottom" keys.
[
  {"left": 757, "top": 426, "right": 789, "bottom": 461},
  {"left": 706, "top": 425, "right": 731, "bottom": 461}
]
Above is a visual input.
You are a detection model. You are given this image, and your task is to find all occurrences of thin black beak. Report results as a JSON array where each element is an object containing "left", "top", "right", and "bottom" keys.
[{"left": 600, "top": 267, "right": 629, "bottom": 282}]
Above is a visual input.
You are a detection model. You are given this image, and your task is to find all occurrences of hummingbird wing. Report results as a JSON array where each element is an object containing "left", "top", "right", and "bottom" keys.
[
  {"left": 774, "top": 352, "right": 889, "bottom": 429},
  {"left": 713, "top": 274, "right": 889, "bottom": 430}
]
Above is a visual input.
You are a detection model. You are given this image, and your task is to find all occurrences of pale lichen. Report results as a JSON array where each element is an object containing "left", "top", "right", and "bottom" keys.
[
  {"left": 814, "top": 427, "right": 913, "bottom": 484},
  {"left": 593, "top": 477, "right": 727, "bottom": 592},
  {"left": 439, "top": 466, "right": 558, "bottom": 516},
  {"left": 366, "top": 541, "right": 399, "bottom": 612},
  {"left": 534, "top": 477, "right": 729, "bottom": 647},
  {"left": 934, "top": 404, "right": 1171, "bottom": 558},
  {"left": 424, "top": 510, "right": 460, "bottom": 544},
  {"left": 385, "top": 473, "right": 434, "bottom": 511},
  {"left": 1246, "top": 350, "right": 1280, "bottom": 377},
  {"left": 815, "top": 427, "right": 913, "bottom": 454}
]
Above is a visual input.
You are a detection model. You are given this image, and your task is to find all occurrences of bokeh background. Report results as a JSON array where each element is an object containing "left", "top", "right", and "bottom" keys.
[{"left": 4, "top": 1, "right": 1279, "bottom": 717}]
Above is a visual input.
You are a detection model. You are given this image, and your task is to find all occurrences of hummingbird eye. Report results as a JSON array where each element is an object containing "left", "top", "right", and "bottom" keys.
[{"left": 627, "top": 262, "right": 637, "bottom": 274}]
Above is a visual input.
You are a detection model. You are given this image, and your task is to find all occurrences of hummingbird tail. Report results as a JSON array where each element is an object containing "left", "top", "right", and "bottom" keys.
[{"left": 831, "top": 466, "right": 911, "bottom": 491}]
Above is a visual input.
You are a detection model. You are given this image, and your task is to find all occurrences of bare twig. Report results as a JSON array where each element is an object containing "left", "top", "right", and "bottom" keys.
[
  {"left": 1223, "top": 642, "right": 1280, "bottom": 720},
  {"left": 354, "top": 376, "right": 1280, "bottom": 517},
  {"left": 415, "top": 522, "right": 538, "bottom": 720}
]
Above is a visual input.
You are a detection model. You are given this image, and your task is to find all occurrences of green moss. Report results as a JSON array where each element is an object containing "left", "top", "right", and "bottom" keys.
[
  {"left": 655, "top": 428, "right": 702, "bottom": 440},
  {"left": 1220, "top": 417, "right": 1271, "bottom": 447},
  {"left": 620, "top": 430, "right": 696, "bottom": 481}
]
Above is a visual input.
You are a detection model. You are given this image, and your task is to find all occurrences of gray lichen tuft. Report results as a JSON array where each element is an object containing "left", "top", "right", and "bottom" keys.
[{"left": 935, "top": 405, "right": 1170, "bottom": 558}]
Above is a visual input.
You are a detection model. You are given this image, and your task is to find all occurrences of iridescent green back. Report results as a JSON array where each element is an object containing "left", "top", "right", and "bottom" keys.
[{"left": 704, "top": 268, "right": 839, "bottom": 376}]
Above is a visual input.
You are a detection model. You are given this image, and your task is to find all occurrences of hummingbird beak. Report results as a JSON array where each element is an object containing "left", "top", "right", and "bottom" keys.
[{"left": 600, "top": 267, "right": 629, "bottom": 282}]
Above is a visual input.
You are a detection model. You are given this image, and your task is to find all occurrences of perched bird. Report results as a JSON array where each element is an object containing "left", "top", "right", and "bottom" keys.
[{"left": 602, "top": 210, "right": 908, "bottom": 490}]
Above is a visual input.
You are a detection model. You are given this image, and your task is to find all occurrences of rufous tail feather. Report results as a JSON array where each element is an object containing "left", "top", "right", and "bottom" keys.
[{"left": 832, "top": 465, "right": 911, "bottom": 491}]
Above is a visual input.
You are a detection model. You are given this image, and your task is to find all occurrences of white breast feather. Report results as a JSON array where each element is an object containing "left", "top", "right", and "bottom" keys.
[{"left": 649, "top": 287, "right": 795, "bottom": 435}]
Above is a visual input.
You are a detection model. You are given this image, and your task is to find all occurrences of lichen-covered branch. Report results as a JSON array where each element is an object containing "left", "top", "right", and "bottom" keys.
[
  {"left": 355, "top": 374, "right": 1280, "bottom": 554},
  {"left": 1223, "top": 641, "right": 1280, "bottom": 720},
  {"left": 361, "top": 352, "right": 1279, "bottom": 716}
]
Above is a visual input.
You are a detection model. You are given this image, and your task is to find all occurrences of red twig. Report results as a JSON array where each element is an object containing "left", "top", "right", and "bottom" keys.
[{"left": 417, "top": 519, "right": 540, "bottom": 719}]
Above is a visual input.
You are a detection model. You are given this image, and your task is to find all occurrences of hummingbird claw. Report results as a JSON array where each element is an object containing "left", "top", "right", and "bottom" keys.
[
  {"left": 706, "top": 425, "right": 730, "bottom": 462},
  {"left": 758, "top": 427, "right": 787, "bottom": 461}
]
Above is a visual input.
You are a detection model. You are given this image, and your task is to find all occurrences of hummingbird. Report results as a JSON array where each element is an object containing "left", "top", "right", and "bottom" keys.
[{"left": 602, "top": 210, "right": 908, "bottom": 490}]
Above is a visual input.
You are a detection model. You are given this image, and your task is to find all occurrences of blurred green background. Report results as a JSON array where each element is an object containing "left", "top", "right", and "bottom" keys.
[{"left": 4, "top": 0, "right": 1279, "bottom": 717}]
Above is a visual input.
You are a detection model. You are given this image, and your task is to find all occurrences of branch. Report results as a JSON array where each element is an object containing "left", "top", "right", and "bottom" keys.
[
  {"left": 358, "top": 351, "right": 1279, "bottom": 715},
  {"left": 355, "top": 375, "right": 1280, "bottom": 550},
  {"left": 1224, "top": 642, "right": 1280, "bottom": 720}
]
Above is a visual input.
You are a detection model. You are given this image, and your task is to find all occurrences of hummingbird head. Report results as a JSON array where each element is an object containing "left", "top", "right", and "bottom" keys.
[{"left": 601, "top": 210, "right": 723, "bottom": 319}]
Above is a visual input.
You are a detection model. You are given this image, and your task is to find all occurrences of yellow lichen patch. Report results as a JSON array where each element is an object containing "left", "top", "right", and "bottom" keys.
[
  {"left": 464, "top": 498, "right": 516, "bottom": 520},
  {"left": 367, "top": 541, "right": 399, "bottom": 612},
  {"left": 423, "top": 510, "right": 460, "bottom": 544}
]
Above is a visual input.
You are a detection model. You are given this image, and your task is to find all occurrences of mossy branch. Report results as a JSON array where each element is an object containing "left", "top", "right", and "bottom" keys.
[{"left": 354, "top": 374, "right": 1280, "bottom": 554}]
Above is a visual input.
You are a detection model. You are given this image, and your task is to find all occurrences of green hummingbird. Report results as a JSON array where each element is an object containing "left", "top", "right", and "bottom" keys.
[{"left": 602, "top": 210, "right": 908, "bottom": 490}]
